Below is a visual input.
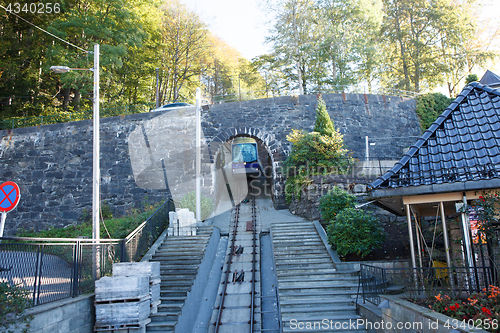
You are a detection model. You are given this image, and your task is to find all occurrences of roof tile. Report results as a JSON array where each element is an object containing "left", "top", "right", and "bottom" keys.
[{"left": 370, "top": 82, "right": 500, "bottom": 189}]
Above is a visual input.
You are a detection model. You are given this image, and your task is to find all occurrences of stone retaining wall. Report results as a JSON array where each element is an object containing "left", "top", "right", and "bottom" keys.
[{"left": 0, "top": 93, "right": 421, "bottom": 234}]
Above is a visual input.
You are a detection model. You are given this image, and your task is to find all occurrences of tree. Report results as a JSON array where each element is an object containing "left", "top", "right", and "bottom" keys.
[
  {"left": 159, "top": 0, "right": 209, "bottom": 103},
  {"left": 263, "top": 0, "right": 318, "bottom": 94},
  {"left": 415, "top": 93, "right": 453, "bottom": 130},
  {"left": 284, "top": 95, "right": 354, "bottom": 203},
  {"left": 314, "top": 95, "right": 335, "bottom": 136},
  {"left": 379, "top": 0, "right": 499, "bottom": 94}
]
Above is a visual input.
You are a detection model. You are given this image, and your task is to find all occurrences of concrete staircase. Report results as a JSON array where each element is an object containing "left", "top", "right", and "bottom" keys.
[
  {"left": 146, "top": 228, "right": 212, "bottom": 333},
  {"left": 271, "top": 221, "right": 366, "bottom": 333}
]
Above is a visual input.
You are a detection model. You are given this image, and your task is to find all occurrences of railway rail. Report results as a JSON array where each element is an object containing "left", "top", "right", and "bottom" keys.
[{"left": 212, "top": 193, "right": 260, "bottom": 333}]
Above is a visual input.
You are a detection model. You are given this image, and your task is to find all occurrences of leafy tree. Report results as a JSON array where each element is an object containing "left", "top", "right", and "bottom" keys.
[
  {"left": 415, "top": 93, "right": 453, "bottom": 130},
  {"left": 159, "top": 0, "right": 209, "bottom": 103},
  {"left": 327, "top": 207, "right": 386, "bottom": 257},
  {"left": 465, "top": 74, "right": 478, "bottom": 85}
]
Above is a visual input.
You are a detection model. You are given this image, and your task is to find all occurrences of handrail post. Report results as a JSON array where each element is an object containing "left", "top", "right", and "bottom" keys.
[
  {"left": 72, "top": 241, "right": 80, "bottom": 297},
  {"left": 121, "top": 239, "right": 127, "bottom": 262}
]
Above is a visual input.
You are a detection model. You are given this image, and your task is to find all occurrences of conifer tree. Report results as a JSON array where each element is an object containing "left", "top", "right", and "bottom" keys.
[{"left": 314, "top": 94, "right": 335, "bottom": 136}]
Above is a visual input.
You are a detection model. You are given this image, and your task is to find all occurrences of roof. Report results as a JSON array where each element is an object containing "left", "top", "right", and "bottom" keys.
[
  {"left": 369, "top": 82, "right": 500, "bottom": 196},
  {"left": 479, "top": 70, "right": 500, "bottom": 88}
]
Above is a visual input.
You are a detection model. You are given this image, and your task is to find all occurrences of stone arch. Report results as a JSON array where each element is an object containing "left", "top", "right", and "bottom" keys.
[{"left": 208, "top": 127, "right": 288, "bottom": 209}]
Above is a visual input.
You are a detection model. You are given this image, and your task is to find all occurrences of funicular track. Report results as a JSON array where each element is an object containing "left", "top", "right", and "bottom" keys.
[{"left": 212, "top": 193, "right": 259, "bottom": 333}]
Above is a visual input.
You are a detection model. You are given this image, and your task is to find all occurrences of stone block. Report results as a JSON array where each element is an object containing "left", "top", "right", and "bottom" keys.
[{"left": 95, "top": 276, "right": 150, "bottom": 302}]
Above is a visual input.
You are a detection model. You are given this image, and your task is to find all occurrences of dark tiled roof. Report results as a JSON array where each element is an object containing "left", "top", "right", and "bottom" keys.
[
  {"left": 479, "top": 70, "right": 500, "bottom": 88},
  {"left": 370, "top": 82, "right": 500, "bottom": 190}
]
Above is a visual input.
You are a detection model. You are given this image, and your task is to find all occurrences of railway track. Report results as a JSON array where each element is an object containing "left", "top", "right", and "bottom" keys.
[{"left": 211, "top": 194, "right": 260, "bottom": 333}]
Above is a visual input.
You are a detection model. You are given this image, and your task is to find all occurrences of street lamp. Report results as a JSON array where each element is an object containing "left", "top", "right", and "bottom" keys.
[{"left": 50, "top": 44, "right": 100, "bottom": 277}]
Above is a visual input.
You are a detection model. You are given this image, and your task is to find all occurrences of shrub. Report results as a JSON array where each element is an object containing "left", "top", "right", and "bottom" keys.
[
  {"left": 283, "top": 95, "right": 354, "bottom": 204},
  {"left": 314, "top": 95, "right": 335, "bottom": 136},
  {"left": 319, "top": 186, "right": 356, "bottom": 222},
  {"left": 178, "top": 191, "right": 214, "bottom": 221},
  {"left": 327, "top": 208, "right": 386, "bottom": 257},
  {"left": 415, "top": 93, "right": 453, "bottom": 131},
  {"left": 0, "top": 282, "right": 31, "bottom": 332}
]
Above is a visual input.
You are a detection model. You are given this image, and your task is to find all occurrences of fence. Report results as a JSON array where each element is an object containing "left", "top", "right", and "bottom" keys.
[
  {"left": 1, "top": 85, "right": 420, "bottom": 130},
  {"left": 359, "top": 264, "right": 496, "bottom": 306},
  {"left": 121, "top": 199, "right": 174, "bottom": 262},
  {"left": 0, "top": 103, "right": 155, "bottom": 130},
  {"left": 0, "top": 199, "right": 174, "bottom": 307}
]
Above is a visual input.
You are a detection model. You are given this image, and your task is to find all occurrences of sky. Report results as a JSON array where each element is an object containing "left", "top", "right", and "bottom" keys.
[
  {"left": 179, "top": 0, "right": 500, "bottom": 75},
  {"left": 178, "top": 0, "right": 272, "bottom": 60}
]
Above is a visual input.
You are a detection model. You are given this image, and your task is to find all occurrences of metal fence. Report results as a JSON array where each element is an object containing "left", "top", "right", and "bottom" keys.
[
  {"left": 0, "top": 198, "right": 174, "bottom": 307},
  {"left": 122, "top": 199, "right": 174, "bottom": 262},
  {"left": 0, "top": 103, "right": 155, "bottom": 130},
  {"left": 0, "top": 239, "right": 121, "bottom": 306},
  {"left": 359, "top": 264, "right": 496, "bottom": 306}
]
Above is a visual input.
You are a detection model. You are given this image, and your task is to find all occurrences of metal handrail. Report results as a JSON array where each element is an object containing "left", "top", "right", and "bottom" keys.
[
  {"left": 124, "top": 199, "right": 172, "bottom": 243},
  {"left": 0, "top": 236, "right": 123, "bottom": 243}
]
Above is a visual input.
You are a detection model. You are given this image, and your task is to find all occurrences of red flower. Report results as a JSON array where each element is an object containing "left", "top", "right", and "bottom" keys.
[
  {"left": 445, "top": 307, "right": 449, "bottom": 311},
  {"left": 479, "top": 196, "right": 485, "bottom": 202},
  {"left": 482, "top": 307, "right": 492, "bottom": 316},
  {"left": 450, "top": 305, "right": 456, "bottom": 311},
  {"left": 455, "top": 303, "right": 460, "bottom": 309}
]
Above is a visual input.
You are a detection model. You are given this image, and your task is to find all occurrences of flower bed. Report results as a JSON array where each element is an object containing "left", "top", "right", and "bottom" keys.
[{"left": 425, "top": 286, "right": 500, "bottom": 332}]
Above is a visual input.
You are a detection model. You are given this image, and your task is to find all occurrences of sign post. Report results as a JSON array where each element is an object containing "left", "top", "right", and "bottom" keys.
[{"left": 0, "top": 181, "right": 21, "bottom": 240}]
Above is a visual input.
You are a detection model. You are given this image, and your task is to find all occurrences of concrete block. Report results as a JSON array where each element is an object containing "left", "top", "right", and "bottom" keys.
[
  {"left": 112, "top": 262, "right": 160, "bottom": 280},
  {"left": 95, "top": 299, "right": 151, "bottom": 326},
  {"left": 95, "top": 276, "right": 150, "bottom": 302}
]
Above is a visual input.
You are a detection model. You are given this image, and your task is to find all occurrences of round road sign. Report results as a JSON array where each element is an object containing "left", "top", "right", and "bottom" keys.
[{"left": 0, "top": 181, "right": 20, "bottom": 213}]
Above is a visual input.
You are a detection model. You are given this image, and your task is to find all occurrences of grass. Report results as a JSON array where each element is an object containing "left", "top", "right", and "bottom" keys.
[{"left": 17, "top": 202, "right": 163, "bottom": 239}]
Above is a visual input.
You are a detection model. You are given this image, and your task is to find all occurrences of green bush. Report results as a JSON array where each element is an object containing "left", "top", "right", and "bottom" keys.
[
  {"left": 283, "top": 95, "right": 354, "bottom": 204},
  {"left": 319, "top": 186, "right": 356, "bottom": 222},
  {"left": 326, "top": 208, "right": 386, "bottom": 258},
  {"left": 314, "top": 95, "right": 335, "bottom": 136},
  {"left": 17, "top": 202, "right": 162, "bottom": 239},
  {"left": 0, "top": 282, "right": 31, "bottom": 332},
  {"left": 415, "top": 93, "right": 453, "bottom": 131},
  {"left": 178, "top": 191, "right": 214, "bottom": 221}
]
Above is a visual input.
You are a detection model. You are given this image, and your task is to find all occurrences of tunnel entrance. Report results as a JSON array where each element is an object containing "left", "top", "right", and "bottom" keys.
[{"left": 213, "top": 135, "right": 274, "bottom": 214}]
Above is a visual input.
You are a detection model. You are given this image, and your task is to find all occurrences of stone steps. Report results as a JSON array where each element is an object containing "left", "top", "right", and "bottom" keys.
[
  {"left": 146, "top": 229, "right": 212, "bottom": 333},
  {"left": 271, "top": 221, "right": 366, "bottom": 333}
]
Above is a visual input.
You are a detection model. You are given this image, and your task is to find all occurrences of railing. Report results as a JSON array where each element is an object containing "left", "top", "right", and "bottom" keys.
[
  {"left": 211, "top": 86, "right": 420, "bottom": 104},
  {"left": 121, "top": 199, "right": 175, "bottom": 262},
  {"left": 0, "top": 103, "right": 154, "bottom": 130},
  {"left": 0, "top": 239, "right": 122, "bottom": 306},
  {"left": 0, "top": 198, "right": 175, "bottom": 307},
  {"left": 1, "top": 85, "right": 420, "bottom": 130},
  {"left": 359, "top": 264, "right": 496, "bottom": 306}
]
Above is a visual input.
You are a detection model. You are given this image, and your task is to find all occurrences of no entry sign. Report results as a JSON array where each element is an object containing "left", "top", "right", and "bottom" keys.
[{"left": 0, "top": 181, "right": 20, "bottom": 213}]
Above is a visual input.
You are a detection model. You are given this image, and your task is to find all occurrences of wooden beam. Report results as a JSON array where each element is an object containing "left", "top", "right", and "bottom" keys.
[{"left": 402, "top": 189, "right": 500, "bottom": 205}]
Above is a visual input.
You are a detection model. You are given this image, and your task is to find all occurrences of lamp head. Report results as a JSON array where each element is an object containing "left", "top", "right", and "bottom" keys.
[{"left": 50, "top": 66, "right": 71, "bottom": 74}]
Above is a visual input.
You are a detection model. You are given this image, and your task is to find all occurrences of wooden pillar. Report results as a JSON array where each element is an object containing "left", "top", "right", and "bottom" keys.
[
  {"left": 406, "top": 204, "right": 417, "bottom": 269},
  {"left": 440, "top": 201, "right": 454, "bottom": 289}
]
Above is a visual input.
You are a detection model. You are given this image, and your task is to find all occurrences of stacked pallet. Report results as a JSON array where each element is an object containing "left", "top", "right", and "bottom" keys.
[
  {"left": 94, "top": 262, "right": 161, "bottom": 332},
  {"left": 113, "top": 262, "right": 161, "bottom": 313}
]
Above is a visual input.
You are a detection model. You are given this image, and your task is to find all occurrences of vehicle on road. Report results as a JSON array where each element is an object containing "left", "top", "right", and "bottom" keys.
[{"left": 150, "top": 102, "right": 194, "bottom": 112}]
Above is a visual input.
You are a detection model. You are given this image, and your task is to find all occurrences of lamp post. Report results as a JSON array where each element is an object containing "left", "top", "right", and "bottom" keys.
[{"left": 50, "top": 44, "right": 100, "bottom": 278}]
